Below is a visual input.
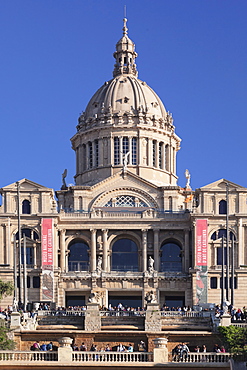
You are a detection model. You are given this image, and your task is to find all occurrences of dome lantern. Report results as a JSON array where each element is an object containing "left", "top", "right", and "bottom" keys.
[{"left": 113, "top": 18, "right": 138, "bottom": 78}]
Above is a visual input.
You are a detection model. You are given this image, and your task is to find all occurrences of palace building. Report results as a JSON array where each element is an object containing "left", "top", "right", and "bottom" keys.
[{"left": 1, "top": 19, "right": 247, "bottom": 311}]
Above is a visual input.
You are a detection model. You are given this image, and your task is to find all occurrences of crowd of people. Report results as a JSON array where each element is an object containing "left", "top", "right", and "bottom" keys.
[
  {"left": 72, "top": 340, "right": 146, "bottom": 352},
  {"left": 31, "top": 341, "right": 56, "bottom": 351},
  {"left": 172, "top": 343, "right": 226, "bottom": 360}
]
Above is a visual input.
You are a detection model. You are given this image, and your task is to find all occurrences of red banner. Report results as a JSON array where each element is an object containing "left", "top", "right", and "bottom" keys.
[
  {"left": 41, "top": 219, "right": 54, "bottom": 301},
  {"left": 196, "top": 219, "right": 208, "bottom": 266},
  {"left": 42, "top": 219, "right": 53, "bottom": 266}
]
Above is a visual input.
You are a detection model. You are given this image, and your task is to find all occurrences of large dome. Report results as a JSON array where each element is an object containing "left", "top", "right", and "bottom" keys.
[
  {"left": 72, "top": 18, "right": 180, "bottom": 188},
  {"left": 84, "top": 75, "right": 167, "bottom": 122}
]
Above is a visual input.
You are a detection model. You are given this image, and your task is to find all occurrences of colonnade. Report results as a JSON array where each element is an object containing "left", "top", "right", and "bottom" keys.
[{"left": 58, "top": 228, "right": 190, "bottom": 273}]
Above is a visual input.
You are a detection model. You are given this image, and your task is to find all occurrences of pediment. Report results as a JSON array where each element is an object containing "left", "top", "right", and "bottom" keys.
[
  {"left": 1, "top": 178, "right": 52, "bottom": 192},
  {"left": 89, "top": 170, "right": 160, "bottom": 209},
  {"left": 198, "top": 178, "right": 247, "bottom": 192},
  {"left": 91, "top": 170, "right": 159, "bottom": 192}
]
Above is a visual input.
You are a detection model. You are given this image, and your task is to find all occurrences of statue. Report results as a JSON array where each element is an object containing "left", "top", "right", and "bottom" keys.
[
  {"left": 88, "top": 292, "right": 99, "bottom": 303},
  {"left": 148, "top": 256, "right": 154, "bottom": 272},
  {"left": 145, "top": 290, "right": 157, "bottom": 304},
  {"left": 61, "top": 169, "right": 68, "bottom": 190},
  {"left": 96, "top": 256, "right": 102, "bottom": 272},
  {"left": 185, "top": 169, "right": 191, "bottom": 189},
  {"left": 123, "top": 151, "right": 130, "bottom": 171}
]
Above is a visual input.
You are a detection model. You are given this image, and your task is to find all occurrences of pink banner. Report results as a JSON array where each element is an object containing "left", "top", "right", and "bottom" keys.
[
  {"left": 41, "top": 219, "right": 53, "bottom": 301},
  {"left": 196, "top": 219, "right": 208, "bottom": 266},
  {"left": 42, "top": 219, "right": 53, "bottom": 266}
]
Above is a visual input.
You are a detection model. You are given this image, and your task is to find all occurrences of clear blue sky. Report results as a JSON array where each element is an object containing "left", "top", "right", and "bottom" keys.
[{"left": 0, "top": 0, "right": 246, "bottom": 191}]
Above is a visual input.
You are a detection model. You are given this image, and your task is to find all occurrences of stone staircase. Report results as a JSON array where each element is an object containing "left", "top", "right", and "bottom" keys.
[
  {"left": 161, "top": 316, "right": 212, "bottom": 331},
  {"left": 101, "top": 316, "right": 145, "bottom": 330},
  {"left": 36, "top": 314, "right": 85, "bottom": 330}
]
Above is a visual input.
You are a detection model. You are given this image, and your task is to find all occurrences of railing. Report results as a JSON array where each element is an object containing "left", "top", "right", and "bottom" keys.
[
  {"left": 72, "top": 351, "right": 153, "bottom": 362},
  {"left": 0, "top": 351, "right": 58, "bottom": 361},
  {"left": 100, "top": 311, "right": 146, "bottom": 317},
  {"left": 171, "top": 352, "right": 231, "bottom": 363},
  {"left": 0, "top": 350, "right": 231, "bottom": 363},
  {"left": 37, "top": 310, "right": 86, "bottom": 317},
  {"left": 60, "top": 209, "right": 189, "bottom": 219},
  {"left": 232, "top": 322, "right": 247, "bottom": 328},
  {"left": 161, "top": 311, "right": 205, "bottom": 317}
]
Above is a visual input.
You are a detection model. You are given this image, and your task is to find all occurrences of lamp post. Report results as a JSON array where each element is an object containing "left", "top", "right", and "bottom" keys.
[
  {"left": 16, "top": 181, "right": 23, "bottom": 308},
  {"left": 225, "top": 181, "right": 230, "bottom": 302}
]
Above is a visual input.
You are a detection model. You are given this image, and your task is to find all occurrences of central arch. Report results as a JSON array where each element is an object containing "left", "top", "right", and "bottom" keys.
[{"left": 111, "top": 238, "right": 139, "bottom": 272}]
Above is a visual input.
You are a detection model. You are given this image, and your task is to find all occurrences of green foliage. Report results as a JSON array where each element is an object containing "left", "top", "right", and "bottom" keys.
[
  {"left": 0, "top": 327, "right": 15, "bottom": 350},
  {"left": 219, "top": 326, "right": 247, "bottom": 355},
  {"left": 0, "top": 280, "right": 14, "bottom": 301}
]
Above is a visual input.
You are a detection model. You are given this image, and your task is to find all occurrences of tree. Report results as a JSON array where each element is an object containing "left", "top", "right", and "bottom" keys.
[
  {"left": 0, "top": 280, "right": 14, "bottom": 301},
  {"left": 219, "top": 326, "right": 247, "bottom": 355},
  {"left": 0, "top": 327, "right": 15, "bottom": 350}
]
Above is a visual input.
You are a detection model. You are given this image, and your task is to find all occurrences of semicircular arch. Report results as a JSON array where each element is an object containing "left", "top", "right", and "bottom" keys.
[{"left": 90, "top": 187, "right": 158, "bottom": 210}]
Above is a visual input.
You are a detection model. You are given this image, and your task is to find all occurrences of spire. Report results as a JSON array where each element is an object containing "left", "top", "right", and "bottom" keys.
[{"left": 113, "top": 18, "right": 138, "bottom": 78}]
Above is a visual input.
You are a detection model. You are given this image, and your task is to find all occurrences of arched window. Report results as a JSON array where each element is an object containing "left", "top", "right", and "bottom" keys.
[
  {"left": 160, "top": 242, "right": 182, "bottom": 272},
  {"left": 16, "top": 228, "right": 38, "bottom": 266},
  {"left": 132, "top": 137, "right": 137, "bottom": 165},
  {"left": 88, "top": 142, "right": 93, "bottom": 168},
  {"left": 68, "top": 240, "right": 89, "bottom": 271},
  {"left": 211, "top": 229, "right": 236, "bottom": 265},
  {"left": 152, "top": 140, "right": 157, "bottom": 167},
  {"left": 159, "top": 142, "right": 163, "bottom": 169},
  {"left": 219, "top": 200, "right": 227, "bottom": 214},
  {"left": 95, "top": 140, "right": 99, "bottom": 167},
  {"left": 165, "top": 144, "right": 169, "bottom": 171},
  {"left": 114, "top": 137, "right": 120, "bottom": 165},
  {"left": 22, "top": 200, "right": 31, "bottom": 214},
  {"left": 112, "top": 238, "right": 139, "bottom": 272}
]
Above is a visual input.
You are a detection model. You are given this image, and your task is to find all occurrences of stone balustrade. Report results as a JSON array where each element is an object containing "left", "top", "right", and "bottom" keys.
[
  {"left": 171, "top": 352, "right": 231, "bottom": 363},
  {"left": 0, "top": 350, "right": 231, "bottom": 364}
]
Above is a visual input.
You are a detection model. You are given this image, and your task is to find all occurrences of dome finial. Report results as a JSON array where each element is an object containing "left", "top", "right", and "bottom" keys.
[{"left": 123, "top": 17, "right": 128, "bottom": 36}]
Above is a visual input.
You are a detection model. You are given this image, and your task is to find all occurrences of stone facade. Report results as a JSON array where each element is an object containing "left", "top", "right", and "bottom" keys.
[{"left": 0, "top": 19, "right": 247, "bottom": 311}]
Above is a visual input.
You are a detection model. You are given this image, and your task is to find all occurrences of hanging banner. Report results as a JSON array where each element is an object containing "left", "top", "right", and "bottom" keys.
[
  {"left": 195, "top": 219, "right": 208, "bottom": 304},
  {"left": 41, "top": 218, "right": 54, "bottom": 301}
]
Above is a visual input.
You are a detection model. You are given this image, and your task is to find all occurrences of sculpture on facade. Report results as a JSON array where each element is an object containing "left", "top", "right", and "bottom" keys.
[
  {"left": 61, "top": 169, "right": 68, "bottom": 190},
  {"left": 123, "top": 151, "right": 130, "bottom": 171},
  {"left": 148, "top": 256, "right": 155, "bottom": 273},
  {"left": 185, "top": 169, "right": 191, "bottom": 189},
  {"left": 96, "top": 256, "right": 102, "bottom": 273},
  {"left": 145, "top": 290, "right": 157, "bottom": 304}
]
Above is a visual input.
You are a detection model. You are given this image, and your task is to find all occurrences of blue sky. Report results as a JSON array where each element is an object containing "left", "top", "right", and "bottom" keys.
[{"left": 0, "top": 0, "right": 247, "bottom": 191}]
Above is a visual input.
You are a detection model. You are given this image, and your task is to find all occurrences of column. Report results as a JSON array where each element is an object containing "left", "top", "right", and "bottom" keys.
[
  {"left": 142, "top": 229, "right": 147, "bottom": 271},
  {"left": 184, "top": 229, "right": 190, "bottom": 272},
  {"left": 154, "top": 229, "right": 159, "bottom": 271},
  {"left": 238, "top": 218, "right": 243, "bottom": 266},
  {"left": 0, "top": 224, "right": 5, "bottom": 264},
  {"left": 90, "top": 229, "right": 97, "bottom": 271},
  {"left": 59, "top": 229, "right": 66, "bottom": 273},
  {"left": 147, "top": 138, "right": 152, "bottom": 167},
  {"left": 8, "top": 218, "right": 13, "bottom": 266},
  {"left": 98, "top": 138, "right": 104, "bottom": 166},
  {"left": 102, "top": 229, "right": 108, "bottom": 271},
  {"left": 156, "top": 141, "right": 159, "bottom": 168}
]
